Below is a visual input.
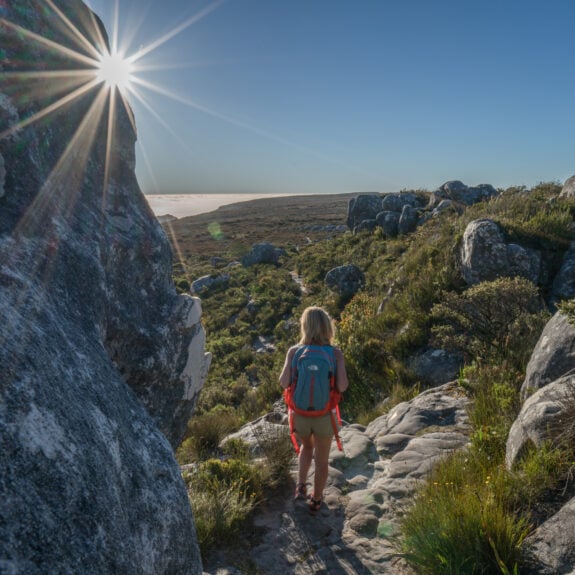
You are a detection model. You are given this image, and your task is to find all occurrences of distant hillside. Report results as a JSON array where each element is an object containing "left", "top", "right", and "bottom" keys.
[{"left": 163, "top": 192, "right": 356, "bottom": 263}]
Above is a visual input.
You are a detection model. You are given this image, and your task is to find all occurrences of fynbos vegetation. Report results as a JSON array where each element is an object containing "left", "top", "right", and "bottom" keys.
[{"left": 170, "top": 182, "right": 575, "bottom": 570}]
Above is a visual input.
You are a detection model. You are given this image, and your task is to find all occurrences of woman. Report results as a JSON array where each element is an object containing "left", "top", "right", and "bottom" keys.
[{"left": 279, "top": 306, "right": 349, "bottom": 513}]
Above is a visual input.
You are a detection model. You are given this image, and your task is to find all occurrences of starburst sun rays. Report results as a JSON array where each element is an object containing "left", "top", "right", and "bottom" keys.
[
  {"left": 0, "top": 0, "right": 232, "bottom": 309},
  {"left": 0, "top": 0, "right": 224, "bottom": 207}
]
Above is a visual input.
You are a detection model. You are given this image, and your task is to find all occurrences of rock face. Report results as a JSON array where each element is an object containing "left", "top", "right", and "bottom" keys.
[
  {"left": 346, "top": 194, "right": 382, "bottom": 230},
  {"left": 431, "top": 180, "right": 498, "bottom": 206},
  {"left": 461, "top": 219, "right": 541, "bottom": 286},
  {"left": 1, "top": 2, "right": 207, "bottom": 573},
  {"left": 551, "top": 241, "right": 575, "bottom": 305},
  {"left": 560, "top": 175, "right": 575, "bottom": 199},
  {"left": 325, "top": 264, "right": 365, "bottom": 298},
  {"left": 520, "top": 312, "right": 575, "bottom": 401}
]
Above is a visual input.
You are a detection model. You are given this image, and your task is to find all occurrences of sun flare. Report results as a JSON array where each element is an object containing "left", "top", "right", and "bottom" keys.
[
  {"left": 0, "top": 0, "right": 225, "bottom": 194},
  {"left": 96, "top": 51, "right": 134, "bottom": 92}
]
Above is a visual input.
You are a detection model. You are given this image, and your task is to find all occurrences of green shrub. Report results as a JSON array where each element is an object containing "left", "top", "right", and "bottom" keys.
[
  {"left": 432, "top": 277, "right": 550, "bottom": 369},
  {"left": 221, "top": 437, "right": 251, "bottom": 461},
  {"left": 505, "top": 442, "right": 574, "bottom": 513},
  {"left": 174, "top": 276, "right": 191, "bottom": 293},
  {"left": 559, "top": 299, "right": 575, "bottom": 326},
  {"left": 399, "top": 451, "right": 530, "bottom": 575},
  {"left": 462, "top": 363, "right": 524, "bottom": 461},
  {"left": 252, "top": 423, "right": 295, "bottom": 488},
  {"left": 177, "top": 409, "right": 240, "bottom": 463},
  {"left": 490, "top": 182, "right": 572, "bottom": 246},
  {"left": 336, "top": 293, "right": 391, "bottom": 418},
  {"left": 184, "top": 458, "right": 263, "bottom": 556}
]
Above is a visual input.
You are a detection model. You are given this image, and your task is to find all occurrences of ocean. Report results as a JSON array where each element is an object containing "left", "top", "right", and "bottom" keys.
[{"left": 145, "top": 193, "right": 292, "bottom": 219}]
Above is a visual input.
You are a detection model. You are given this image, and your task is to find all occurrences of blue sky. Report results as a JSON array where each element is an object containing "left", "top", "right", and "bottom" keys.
[{"left": 86, "top": 0, "right": 575, "bottom": 195}]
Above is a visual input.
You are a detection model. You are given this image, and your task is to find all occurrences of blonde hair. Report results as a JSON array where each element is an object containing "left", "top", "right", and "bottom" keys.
[{"left": 298, "top": 306, "right": 335, "bottom": 346}]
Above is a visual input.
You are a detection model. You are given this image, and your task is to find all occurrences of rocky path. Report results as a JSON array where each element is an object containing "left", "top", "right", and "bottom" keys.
[{"left": 204, "top": 382, "right": 471, "bottom": 574}]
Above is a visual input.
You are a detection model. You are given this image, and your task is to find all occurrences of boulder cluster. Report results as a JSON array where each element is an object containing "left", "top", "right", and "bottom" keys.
[{"left": 346, "top": 180, "right": 498, "bottom": 236}]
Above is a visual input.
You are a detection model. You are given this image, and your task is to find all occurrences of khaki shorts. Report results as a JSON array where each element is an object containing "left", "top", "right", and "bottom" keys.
[{"left": 293, "top": 412, "right": 336, "bottom": 438}]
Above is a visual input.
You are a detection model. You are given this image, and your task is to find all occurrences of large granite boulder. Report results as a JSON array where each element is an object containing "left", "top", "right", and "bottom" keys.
[
  {"left": 523, "top": 495, "right": 575, "bottom": 575},
  {"left": 398, "top": 204, "right": 419, "bottom": 235},
  {"left": 354, "top": 218, "right": 378, "bottom": 233},
  {"left": 191, "top": 273, "right": 230, "bottom": 293},
  {"left": 507, "top": 375, "right": 574, "bottom": 469},
  {"left": 560, "top": 175, "right": 575, "bottom": 199},
  {"left": 1, "top": 2, "right": 207, "bottom": 572},
  {"left": 381, "top": 191, "right": 424, "bottom": 213},
  {"left": 430, "top": 180, "right": 498, "bottom": 207},
  {"left": 461, "top": 219, "right": 541, "bottom": 286},
  {"left": 520, "top": 312, "right": 575, "bottom": 401},
  {"left": 408, "top": 347, "right": 464, "bottom": 386},
  {"left": 551, "top": 241, "right": 575, "bottom": 305},
  {"left": 325, "top": 264, "right": 365, "bottom": 298},
  {"left": 347, "top": 194, "right": 382, "bottom": 230},
  {"left": 375, "top": 210, "right": 399, "bottom": 237},
  {"left": 241, "top": 242, "right": 285, "bottom": 267}
]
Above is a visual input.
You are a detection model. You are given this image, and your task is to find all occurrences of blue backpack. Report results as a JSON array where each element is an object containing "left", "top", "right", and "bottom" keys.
[
  {"left": 290, "top": 345, "right": 336, "bottom": 413},
  {"left": 284, "top": 344, "right": 343, "bottom": 453}
]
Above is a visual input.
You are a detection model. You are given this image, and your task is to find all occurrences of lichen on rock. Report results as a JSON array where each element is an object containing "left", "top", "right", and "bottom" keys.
[{"left": 0, "top": 1, "right": 207, "bottom": 572}]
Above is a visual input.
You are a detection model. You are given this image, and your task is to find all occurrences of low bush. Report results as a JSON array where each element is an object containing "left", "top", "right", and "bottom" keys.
[
  {"left": 252, "top": 423, "right": 295, "bottom": 488},
  {"left": 184, "top": 458, "right": 263, "bottom": 556},
  {"left": 177, "top": 409, "right": 240, "bottom": 463},
  {"left": 399, "top": 450, "right": 530, "bottom": 575},
  {"left": 432, "top": 277, "right": 550, "bottom": 370},
  {"left": 462, "top": 363, "right": 524, "bottom": 461}
]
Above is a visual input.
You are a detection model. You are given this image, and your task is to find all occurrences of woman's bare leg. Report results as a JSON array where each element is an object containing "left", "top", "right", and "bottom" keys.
[
  {"left": 311, "top": 435, "right": 332, "bottom": 500},
  {"left": 297, "top": 434, "right": 314, "bottom": 487}
]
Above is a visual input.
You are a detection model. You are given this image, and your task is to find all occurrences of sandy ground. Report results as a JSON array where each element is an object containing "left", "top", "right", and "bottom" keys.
[{"left": 145, "top": 193, "right": 293, "bottom": 218}]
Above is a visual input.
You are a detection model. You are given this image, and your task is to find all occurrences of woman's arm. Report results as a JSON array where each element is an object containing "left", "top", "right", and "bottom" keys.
[
  {"left": 279, "top": 346, "right": 297, "bottom": 389},
  {"left": 334, "top": 347, "right": 349, "bottom": 393}
]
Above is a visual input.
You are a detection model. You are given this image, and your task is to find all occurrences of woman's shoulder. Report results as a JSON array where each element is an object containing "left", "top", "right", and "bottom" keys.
[
  {"left": 286, "top": 345, "right": 300, "bottom": 357},
  {"left": 332, "top": 346, "right": 345, "bottom": 359}
]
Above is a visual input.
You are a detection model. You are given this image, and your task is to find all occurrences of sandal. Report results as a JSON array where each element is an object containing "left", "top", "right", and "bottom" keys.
[
  {"left": 294, "top": 483, "right": 307, "bottom": 501},
  {"left": 308, "top": 496, "right": 322, "bottom": 513}
]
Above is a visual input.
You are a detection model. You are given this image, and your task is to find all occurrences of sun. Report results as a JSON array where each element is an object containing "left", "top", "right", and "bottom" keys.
[{"left": 96, "top": 50, "right": 134, "bottom": 92}]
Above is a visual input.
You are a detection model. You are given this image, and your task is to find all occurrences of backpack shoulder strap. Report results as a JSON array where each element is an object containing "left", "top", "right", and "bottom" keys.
[
  {"left": 322, "top": 345, "right": 336, "bottom": 372},
  {"left": 290, "top": 344, "right": 305, "bottom": 368}
]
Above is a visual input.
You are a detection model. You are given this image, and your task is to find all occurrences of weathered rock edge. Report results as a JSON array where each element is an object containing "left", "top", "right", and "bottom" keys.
[{"left": 1, "top": 1, "right": 207, "bottom": 573}]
